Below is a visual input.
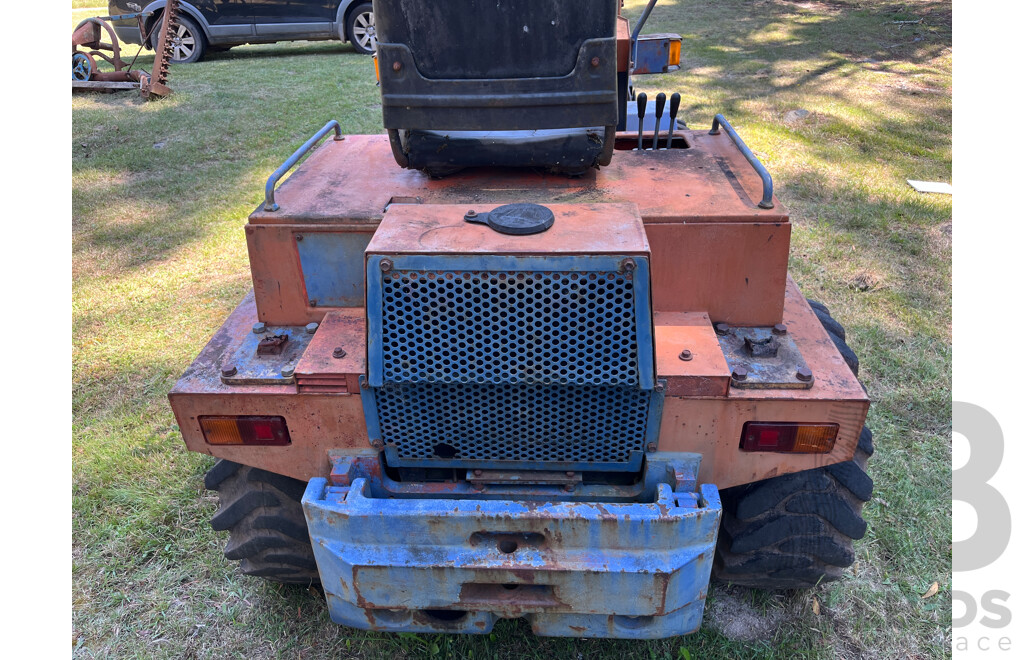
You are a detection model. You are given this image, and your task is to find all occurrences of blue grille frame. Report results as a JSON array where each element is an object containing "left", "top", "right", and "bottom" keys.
[{"left": 366, "top": 254, "right": 654, "bottom": 389}]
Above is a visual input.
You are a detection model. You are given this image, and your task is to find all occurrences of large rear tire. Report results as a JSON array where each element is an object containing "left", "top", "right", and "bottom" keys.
[
  {"left": 713, "top": 303, "right": 872, "bottom": 589},
  {"left": 205, "top": 460, "right": 320, "bottom": 585}
]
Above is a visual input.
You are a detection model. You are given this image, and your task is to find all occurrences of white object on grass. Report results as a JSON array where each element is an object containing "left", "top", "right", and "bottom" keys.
[{"left": 907, "top": 180, "right": 952, "bottom": 195}]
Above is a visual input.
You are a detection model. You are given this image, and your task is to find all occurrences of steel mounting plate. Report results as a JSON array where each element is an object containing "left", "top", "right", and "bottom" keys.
[{"left": 717, "top": 326, "right": 813, "bottom": 389}]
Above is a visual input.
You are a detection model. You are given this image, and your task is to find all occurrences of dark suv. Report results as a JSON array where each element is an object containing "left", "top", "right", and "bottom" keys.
[{"left": 108, "top": 0, "right": 376, "bottom": 63}]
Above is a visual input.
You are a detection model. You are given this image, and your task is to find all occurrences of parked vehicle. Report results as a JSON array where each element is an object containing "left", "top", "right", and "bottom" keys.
[{"left": 107, "top": 0, "right": 376, "bottom": 63}]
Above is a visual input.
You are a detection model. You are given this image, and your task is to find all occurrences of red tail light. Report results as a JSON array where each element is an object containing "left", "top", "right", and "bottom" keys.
[
  {"left": 199, "top": 416, "right": 291, "bottom": 446},
  {"left": 740, "top": 422, "right": 838, "bottom": 453}
]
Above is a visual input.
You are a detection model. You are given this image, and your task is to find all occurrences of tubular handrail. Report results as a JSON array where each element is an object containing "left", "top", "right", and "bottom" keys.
[
  {"left": 263, "top": 120, "right": 344, "bottom": 212},
  {"left": 629, "top": 0, "right": 660, "bottom": 71},
  {"left": 709, "top": 114, "right": 775, "bottom": 209}
]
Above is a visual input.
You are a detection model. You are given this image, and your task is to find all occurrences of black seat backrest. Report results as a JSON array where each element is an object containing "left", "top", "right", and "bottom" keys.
[{"left": 374, "top": 0, "right": 619, "bottom": 132}]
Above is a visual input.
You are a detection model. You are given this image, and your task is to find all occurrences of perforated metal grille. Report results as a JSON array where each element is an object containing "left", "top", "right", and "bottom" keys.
[
  {"left": 380, "top": 269, "right": 639, "bottom": 385},
  {"left": 374, "top": 383, "right": 651, "bottom": 465}
]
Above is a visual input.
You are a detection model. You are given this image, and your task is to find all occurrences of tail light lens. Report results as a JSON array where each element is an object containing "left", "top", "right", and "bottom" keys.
[
  {"left": 668, "top": 40, "right": 681, "bottom": 67},
  {"left": 200, "top": 416, "right": 291, "bottom": 446},
  {"left": 741, "top": 422, "right": 839, "bottom": 453}
]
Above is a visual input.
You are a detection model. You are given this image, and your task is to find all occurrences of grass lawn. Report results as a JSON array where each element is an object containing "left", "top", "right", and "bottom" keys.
[{"left": 72, "top": 1, "right": 952, "bottom": 657}]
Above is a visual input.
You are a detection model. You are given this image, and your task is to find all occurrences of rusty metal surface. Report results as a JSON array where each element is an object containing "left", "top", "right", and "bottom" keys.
[
  {"left": 219, "top": 324, "right": 314, "bottom": 385},
  {"left": 294, "top": 309, "right": 365, "bottom": 394},
  {"left": 717, "top": 325, "right": 813, "bottom": 389},
  {"left": 656, "top": 278, "right": 870, "bottom": 489},
  {"left": 72, "top": 6, "right": 174, "bottom": 98},
  {"left": 242, "top": 134, "right": 790, "bottom": 325},
  {"left": 171, "top": 281, "right": 867, "bottom": 487},
  {"left": 169, "top": 292, "right": 368, "bottom": 482},
  {"left": 303, "top": 451, "right": 721, "bottom": 637},
  {"left": 367, "top": 203, "right": 649, "bottom": 257},
  {"left": 247, "top": 133, "right": 787, "bottom": 226},
  {"left": 653, "top": 312, "right": 730, "bottom": 397}
]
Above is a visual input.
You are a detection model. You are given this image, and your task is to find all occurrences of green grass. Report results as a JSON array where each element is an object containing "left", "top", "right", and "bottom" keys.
[{"left": 72, "top": 1, "right": 951, "bottom": 657}]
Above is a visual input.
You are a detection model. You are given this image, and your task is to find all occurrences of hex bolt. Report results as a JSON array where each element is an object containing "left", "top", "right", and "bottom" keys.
[
  {"left": 464, "top": 210, "right": 477, "bottom": 220},
  {"left": 679, "top": 349, "right": 693, "bottom": 361},
  {"left": 332, "top": 347, "right": 347, "bottom": 359},
  {"left": 360, "top": 380, "right": 369, "bottom": 389},
  {"left": 380, "top": 258, "right": 393, "bottom": 272},
  {"left": 309, "top": 299, "right": 318, "bottom": 307},
  {"left": 281, "top": 366, "right": 295, "bottom": 378},
  {"left": 295, "top": 234, "right": 303, "bottom": 242},
  {"left": 646, "top": 442, "right": 658, "bottom": 453},
  {"left": 473, "top": 469, "right": 483, "bottom": 476},
  {"left": 796, "top": 367, "right": 814, "bottom": 382},
  {"left": 252, "top": 322, "right": 267, "bottom": 334},
  {"left": 714, "top": 323, "right": 731, "bottom": 336},
  {"left": 773, "top": 323, "right": 788, "bottom": 335},
  {"left": 564, "top": 483, "right": 576, "bottom": 493},
  {"left": 654, "top": 382, "right": 665, "bottom": 393},
  {"left": 620, "top": 258, "right": 637, "bottom": 273},
  {"left": 392, "top": 61, "right": 402, "bottom": 72},
  {"left": 221, "top": 365, "right": 237, "bottom": 378},
  {"left": 370, "top": 438, "right": 384, "bottom": 449},
  {"left": 591, "top": 56, "right": 600, "bottom": 67},
  {"left": 305, "top": 322, "right": 319, "bottom": 334},
  {"left": 566, "top": 471, "right": 575, "bottom": 477},
  {"left": 732, "top": 366, "right": 749, "bottom": 381}
]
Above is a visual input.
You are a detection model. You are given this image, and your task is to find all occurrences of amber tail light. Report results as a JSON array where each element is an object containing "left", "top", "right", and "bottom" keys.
[
  {"left": 200, "top": 416, "right": 291, "bottom": 446},
  {"left": 740, "top": 422, "right": 839, "bottom": 453}
]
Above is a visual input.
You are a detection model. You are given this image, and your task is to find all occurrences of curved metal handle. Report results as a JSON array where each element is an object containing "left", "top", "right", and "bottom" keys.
[
  {"left": 709, "top": 114, "right": 774, "bottom": 209},
  {"left": 263, "top": 120, "right": 344, "bottom": 212}
]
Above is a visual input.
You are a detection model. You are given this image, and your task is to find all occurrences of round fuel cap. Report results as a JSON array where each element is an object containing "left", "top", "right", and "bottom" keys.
[{"left": 469, "top": 203, "right": 555, "bottom": 235}]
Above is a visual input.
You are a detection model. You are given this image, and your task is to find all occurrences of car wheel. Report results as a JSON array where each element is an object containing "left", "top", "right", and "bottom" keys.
[
  {"left": 167, "top": 14, "right": 206, "bottom": 64},
  {"left": 347, "top": 3, "right": 377, "bottom": 55}
]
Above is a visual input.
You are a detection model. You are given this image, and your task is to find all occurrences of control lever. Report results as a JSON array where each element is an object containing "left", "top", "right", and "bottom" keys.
[
  {"left": 652, "top": 93, "right": 666, "bottom": 150},
  {"left": 635, "top": 93, "right": 647, "bottom": 151},
  {"left": 665, "top": 93, "right": 681, "bottom": 149}
]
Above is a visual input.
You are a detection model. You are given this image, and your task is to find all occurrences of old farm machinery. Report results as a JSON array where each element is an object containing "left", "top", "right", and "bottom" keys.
[
  {"left": 71, "top": 0, "right": 179, "bottom": 99},
  {"left": 169, "top": 0, "right": 873, "bottom": 639}
]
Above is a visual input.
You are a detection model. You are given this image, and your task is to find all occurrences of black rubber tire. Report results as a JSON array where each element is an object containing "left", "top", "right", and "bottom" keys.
[
  {"left": 346, "top": 3, "right": 376, "bottom": 55},
  {"left": 205, "top": 460, "right": 320, "bottom": 585},
  {"left": 713, "top": 304, "right": 872, "bottom": 589},
  {"left": 166, "top": 14, "right": 206, "bottom": 64}
]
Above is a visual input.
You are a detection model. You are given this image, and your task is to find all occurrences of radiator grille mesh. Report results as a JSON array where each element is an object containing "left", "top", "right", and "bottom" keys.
[
  {"left": 380, "top": 269, "right": 638, "bottom": 385},
  {"left": 374, "top": 383, "right": 651, "bottom": 464}
]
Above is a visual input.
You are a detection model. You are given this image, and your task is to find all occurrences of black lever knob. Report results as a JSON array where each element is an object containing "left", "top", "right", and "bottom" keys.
[
  {"left": 652, "top": 93, "right": 666, "bottom": 150},
  {"left": 665, "top": 92, "right": 681, "bottom": 149}
]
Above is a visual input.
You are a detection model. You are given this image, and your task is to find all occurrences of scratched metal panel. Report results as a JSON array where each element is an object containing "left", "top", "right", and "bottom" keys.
[
  {"left": 296, "top": 232, "right": 373, "bottom": 308},
  {"left": 302, "top": 452, "right": 721, "bottom": 638}
]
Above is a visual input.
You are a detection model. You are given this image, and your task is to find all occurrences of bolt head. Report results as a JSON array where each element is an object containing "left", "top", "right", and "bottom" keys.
[
  {"left": 465, "top": 209, "right": 477, "bottom": 219},
  {"left": 308, "top": 299, "right": 318, "bottom": 307},
  {"left": 679, "top": 349, "right": 693, "bottom": 361},
  {"left": 392, "top": 61, "right": 401, "bottom": 72},
  {"left": 295, "top": 234, "right": 303, "bottom": 242},
  {"left": 221, "top": 365, "right": 237, "bottom": 378},
  {"left": 566, "top": 471, "right": 575, "bottom": 477},
  {"left": 796, "top": 367, "right": 813, "bottom": 382},
  {"left": 773, "top": 323, "right": 788, "bottom": 335},
  {"left": 620, "top": 258, "right": 637, "bottom": 273},
  {"left": 370, "top": 438, "right": 384, "bottom": 449},
  {"left": 305, "top": 322, "right": 319, "bottom": 334},
  {"left": 591, "top": 56, "right": 600, "bottom": 67},
  {"left": 252, "top": 322, "right": 267, "bottom": 334},
  {"left": 732, "top": 366, "right": 749, "bottom": 381},
  {"left": 379, "top": 258, "right": 393, "bottom": 272},
  {"left": 473, "top": 469, "right": 483, "bottom": 476},
  {"left": 714, "top": 323, "right": 731, "bottom": 336},
  {"left": 646, "top": 442, "right": 658, "bottom": 453},
  {"left": 281, "top": 367, "right": 295, "bottom": 378},
  {"left": 332, "top": 347, "right": 347, "bottom": 359},
  {"left": 563, "top": 483, "right": 576, "bottom": 492}
]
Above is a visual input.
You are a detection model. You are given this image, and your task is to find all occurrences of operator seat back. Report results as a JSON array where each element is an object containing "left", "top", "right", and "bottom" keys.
[{"left": 373, "top": 0, "right": 620, "bottom": 176}]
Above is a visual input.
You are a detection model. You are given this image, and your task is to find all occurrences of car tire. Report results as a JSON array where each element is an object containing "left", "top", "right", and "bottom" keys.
[
  {"left": 166, "top": 14, "right": 206, "bottom": 64},
  {"left": 346, "top": 3, "right": 377, "bottom": 55},
  {"left": 712, "top": 303, "right": 873, "bottom": 589},
  {"left": 205, "top": 459, "right": 320, "bottom": 585}
]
